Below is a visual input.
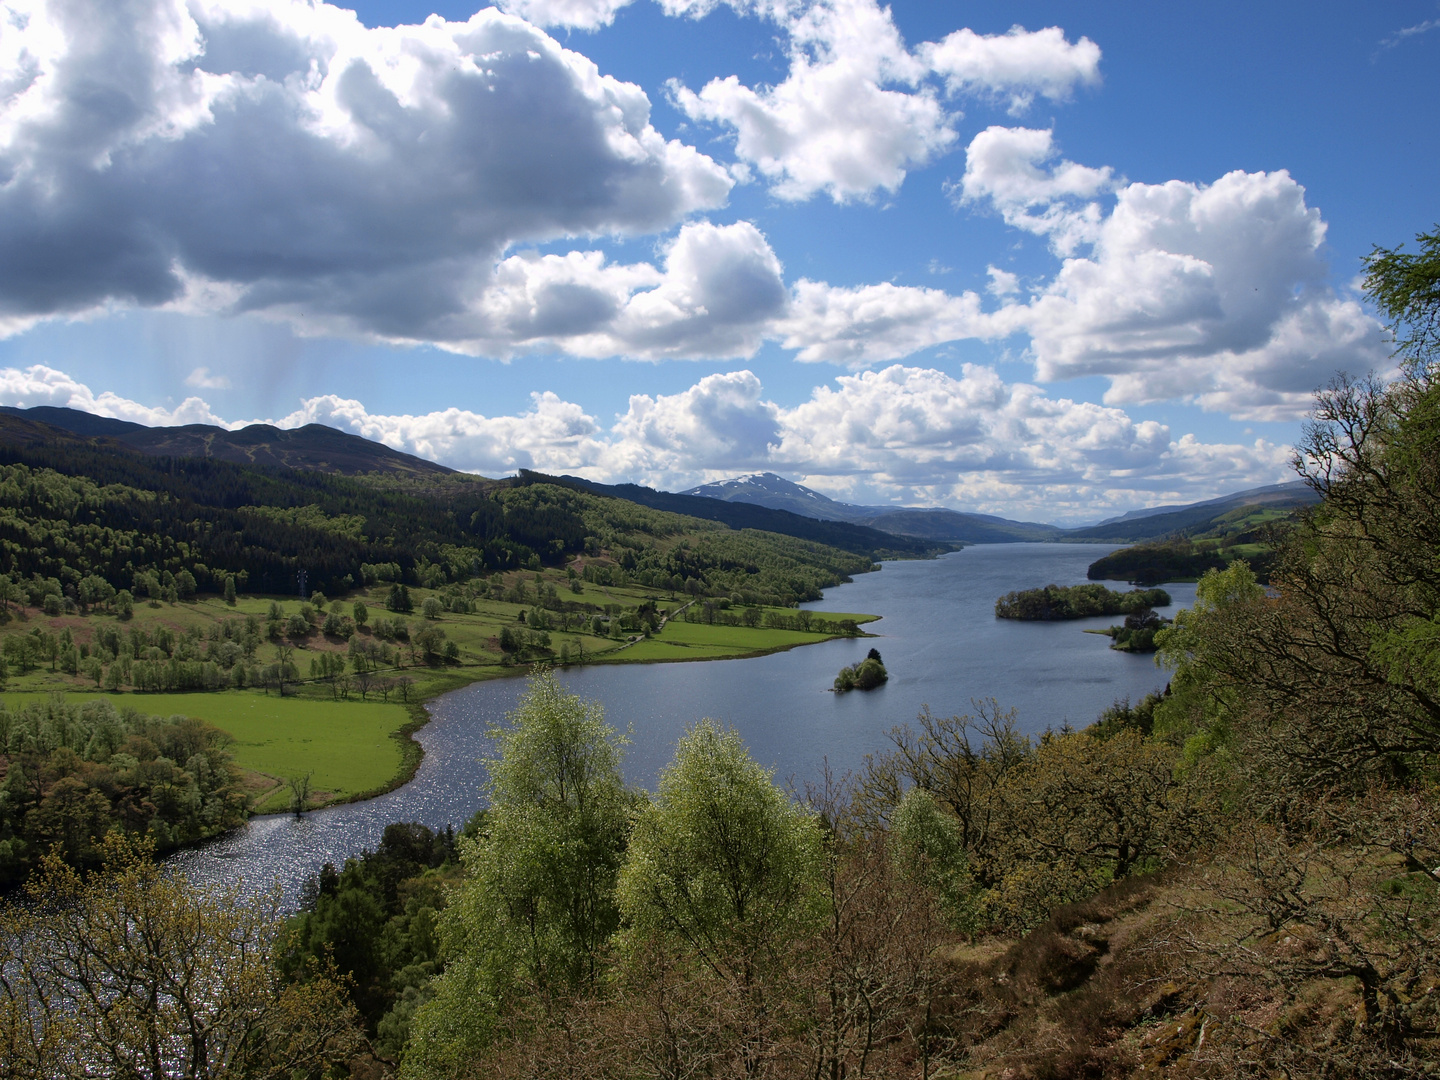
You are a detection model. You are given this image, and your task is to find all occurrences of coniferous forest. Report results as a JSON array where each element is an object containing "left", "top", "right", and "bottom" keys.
[{"left": 2, "top": 229, "right": 1440, "bottom": 1077}]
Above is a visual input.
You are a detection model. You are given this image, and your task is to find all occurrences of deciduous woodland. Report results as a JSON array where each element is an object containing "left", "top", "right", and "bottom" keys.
[
  {"left": 3, "top": 229, "right": 1440, "bottom": 1078},
  {"left": 0, "top": 441, "right": 883, "bottom": 606}
]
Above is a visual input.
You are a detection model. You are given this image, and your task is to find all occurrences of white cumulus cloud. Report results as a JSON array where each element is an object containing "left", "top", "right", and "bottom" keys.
[
  {"left": 0, "top": 364, "right": 231, "bottom": 426},
  {"left": 921, "top": 25, "right": 1101, "bottom": 113},
  {"left": 394, "top": 219, "right": 789, "bottom": 360},
  {"left": 958, "top": 126, "right": 1117, "bottom": 253},
  {"left": 778, "top": 279, "right": 984, "bottom": 366},
  {"left": 0, "top": 0, "right": 731, "bottom": 341},
  {"left": 769, "top": 364, "right": 1288, "bottom": 518},
  {"left": 273, "top": 390, "right": 613, "bottom": 476},
  {"left": 185, "top": 366, "right": 231, "bottom": 389},
  {"left": 496, "top": 0, "right": 637, "bottom": 31},
  {"left": 959, "top": 129, "right": 1389, "bottom": 419},
  {"left": 668, "top": 0, "right": 1101, "bottom": 203}
]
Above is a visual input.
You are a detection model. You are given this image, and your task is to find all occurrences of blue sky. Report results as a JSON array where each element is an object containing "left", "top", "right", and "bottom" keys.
[{"left": 0, "top": 0, "right": 1435, "bottom": 523}]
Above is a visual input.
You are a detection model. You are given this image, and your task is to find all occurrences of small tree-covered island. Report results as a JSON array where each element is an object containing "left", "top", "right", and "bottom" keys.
[
  {"left": 993, "top": 582, "right": 1171, "bottom": 621},
  {"left": 1096, "top": 606, "right": 1170, "bottom": 652},
  {"left": 833, "top": 647, "right": 888, "bottom": 691}
]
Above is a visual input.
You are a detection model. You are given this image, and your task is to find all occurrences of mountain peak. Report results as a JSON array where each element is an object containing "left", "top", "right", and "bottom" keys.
[{"left": 681, "top": 472, "right": 1062, "bottom": 543}]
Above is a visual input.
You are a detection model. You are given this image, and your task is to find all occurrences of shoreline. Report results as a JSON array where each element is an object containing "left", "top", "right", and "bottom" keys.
[{"left": 248, "top": 616, "right": 883, "bottom": 815}]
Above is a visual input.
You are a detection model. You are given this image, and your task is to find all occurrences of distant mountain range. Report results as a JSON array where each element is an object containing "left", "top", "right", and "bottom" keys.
[
  {"left": 518, "top": 471, "right": 942, "bottom": 559},
  {"left": 0, "top": 406, "right": 1320, "bottom": 544},
  {"left": 0, "top": 406, "right": 452, "bottom": 478},
  {"left": 684, "top": 473, "right": 1062, "bottom": 543},
  {"left": 682, "top": 471, "right": 1319, "bottom": 543}
]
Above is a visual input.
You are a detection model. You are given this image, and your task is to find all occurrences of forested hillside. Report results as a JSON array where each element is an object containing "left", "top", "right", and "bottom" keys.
[
  {"left": 0, "top": 405, "right": 455, "bottom": 477},
  {"left": 0, "top": 421, "right": 882, "bottom": 606},
  {"left": 1084, "top": 503, "right": 1297, "bottom": 584}
]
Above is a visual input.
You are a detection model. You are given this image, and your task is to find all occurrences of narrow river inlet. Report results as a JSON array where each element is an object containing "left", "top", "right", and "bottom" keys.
[{"left": 171, "top": 543, "right": 1197, "bottom": 905}]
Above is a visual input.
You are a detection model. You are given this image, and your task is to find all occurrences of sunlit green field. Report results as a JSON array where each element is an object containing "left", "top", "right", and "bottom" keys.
[
  {"left": 0, "top": 574, "right": 879, "bottom": 809},
  {"left": 0, "top": 689, "right": 411, "bottom": 812}
]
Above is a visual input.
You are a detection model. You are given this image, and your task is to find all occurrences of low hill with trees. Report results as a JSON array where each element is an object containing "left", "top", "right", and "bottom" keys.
[
  {"left": 0, "top": 406, "right": 455, "bottom": 477},
  {"left": 1084, "top": 502, "right": 1298, "bottom": 584},
  {"left": 0, "top": 424, "right": 888, "bottom": 606}
]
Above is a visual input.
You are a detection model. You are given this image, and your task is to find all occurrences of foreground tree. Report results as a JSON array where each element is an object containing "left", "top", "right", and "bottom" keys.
[
  {"left": 1151, "top": 228, "right": 1440, "bottom": 794},
  {"left": 618, "top": 720, "right": 824, "bottom": 972},
  {"left": 0, "top": 834, "right": 363, "bottom": 1079},
  {"left": 614, "top": 720, "right": 825, "bottom": 1077},
  {"left": 405, "top": 670, "right": 632, "bottom": 1076}
]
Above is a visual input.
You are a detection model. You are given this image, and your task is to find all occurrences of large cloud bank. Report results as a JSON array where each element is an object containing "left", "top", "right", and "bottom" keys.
[
  {"left": 0, "top": 0, "right": 731, "bottom": 342},
  {"left": 959, "top": 128, "right": 1387, "bottom": 419},
  {"left": 0, "top": 362, "right": 1292, "bottom": 521},
  {"left": 0, "top": 0, "right": 1386, "bottom": 424}
]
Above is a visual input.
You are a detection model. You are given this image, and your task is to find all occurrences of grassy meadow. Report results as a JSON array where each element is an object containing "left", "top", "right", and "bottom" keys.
[{"left": 0, "top": 568, "right": 877, "bottom": 810}]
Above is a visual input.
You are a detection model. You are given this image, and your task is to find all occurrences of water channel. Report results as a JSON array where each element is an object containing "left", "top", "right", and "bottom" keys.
[{"left": 171, "top": 543, "right": 1197, "bottom": 905}]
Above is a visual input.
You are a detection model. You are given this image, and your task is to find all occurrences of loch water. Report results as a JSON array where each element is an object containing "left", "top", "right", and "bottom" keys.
[{"left": 171, "top": 543, "right": 1197, "bottom": 905}]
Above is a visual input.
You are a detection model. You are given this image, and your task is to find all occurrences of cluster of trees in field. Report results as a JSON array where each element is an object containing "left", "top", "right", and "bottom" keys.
[
  {"left": 0, "top": 594, "right": 466, "bottom": 696},
  {"left": 678, "top": 597, "right": 861, "bottom": 636},
  {"left": 994, "top": 582, "right": 1171, "bottom": 620},
  {"left": 5, "top": 229, "right": 1440, "bottom": 1080},
  {"left": 0, "top": 697, "right": 245, "bottom": 887}
]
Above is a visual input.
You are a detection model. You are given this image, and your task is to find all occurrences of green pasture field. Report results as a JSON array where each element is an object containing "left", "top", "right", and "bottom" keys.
[
  {"left": 0, "top": 689, "right": 411, "bottom": 812},
  {"left": 0, "top": 572, "right": 880, "bottom": 810},
  {"left": 597, "top": 609, "right": 879, "bottom": 662},
  {"left": 1224, "top": 542, "right": 1270, "bottom": 559}
]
